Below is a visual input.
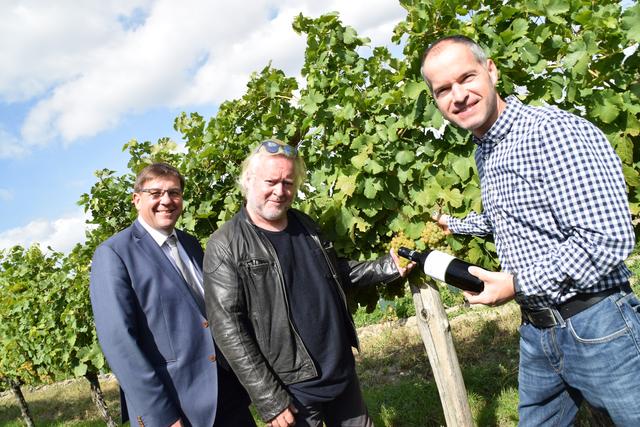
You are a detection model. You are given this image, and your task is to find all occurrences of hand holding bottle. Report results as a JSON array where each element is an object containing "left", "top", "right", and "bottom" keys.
[
  {"left": 390, "top": 248, "right": 416, "bottom": 277},
  {"left": 464, "top": 268, "right": 515, "bottom": 307}
]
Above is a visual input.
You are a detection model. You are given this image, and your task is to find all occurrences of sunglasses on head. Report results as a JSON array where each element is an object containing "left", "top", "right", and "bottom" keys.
[{"left": 255, "top": 139, "right": 298, "bottom": 158}]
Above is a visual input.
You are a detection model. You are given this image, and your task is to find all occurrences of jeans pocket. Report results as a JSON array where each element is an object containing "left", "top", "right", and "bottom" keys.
[
  {"left": 568, "top": 297, "right": 629, "bottom": 344},
  {"left": 616, "top": 293, "right": 640, "bottom": 351},
  {"left": 617, "top": 292, "right": 640, "bottom": 315}
]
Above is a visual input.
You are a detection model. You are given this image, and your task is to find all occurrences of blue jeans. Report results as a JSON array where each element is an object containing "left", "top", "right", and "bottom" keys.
[{"left": 518, "top": 288, "right": 640, "bottom": 426}]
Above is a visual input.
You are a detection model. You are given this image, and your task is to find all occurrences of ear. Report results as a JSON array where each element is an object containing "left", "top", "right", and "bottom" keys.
[
  {"left": 486, "top": 59, "right": 499, "bottom": 85},
  {"left": 132, "top": 192, "right": 141, "bottom": 211},
  {"left": 241, "top": 174, "right": 251, "bottom": 189}
]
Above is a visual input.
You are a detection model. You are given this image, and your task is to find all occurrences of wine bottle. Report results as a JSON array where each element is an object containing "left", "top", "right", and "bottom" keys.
[{"left": 398, "top": 247, "right": 484, "bottom": 293}]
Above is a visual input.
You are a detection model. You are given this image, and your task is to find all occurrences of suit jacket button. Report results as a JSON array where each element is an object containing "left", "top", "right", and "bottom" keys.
[
  {"left": 202, "top": 320, "right": 209, "bottom": 328},
  {"left": 208, "top": 354, "right": 217, "bottom": 362}
]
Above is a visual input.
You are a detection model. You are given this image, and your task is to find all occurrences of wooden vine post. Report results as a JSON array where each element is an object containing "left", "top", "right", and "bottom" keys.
[
  {"left": 410, "top": 279, "right": 474, "bottom": 427},
  {"left": 7, "top": 379, "right": 35, "bottom": 427}
]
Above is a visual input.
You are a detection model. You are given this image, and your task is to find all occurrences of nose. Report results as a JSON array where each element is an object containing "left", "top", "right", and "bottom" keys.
[
  {"left": 273, "top": 183, "right": 285, "bottom": 196},
  {"left": 451, "top": 83, "right": 467, "bottom": 103},
  {"left": 159, "top": 191, "right": 173, "bottom": 203}
]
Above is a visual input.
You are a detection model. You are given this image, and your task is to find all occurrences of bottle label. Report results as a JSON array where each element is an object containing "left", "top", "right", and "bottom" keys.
[{"left": 424, "top": 250, "right": 455, "bottom": 282}]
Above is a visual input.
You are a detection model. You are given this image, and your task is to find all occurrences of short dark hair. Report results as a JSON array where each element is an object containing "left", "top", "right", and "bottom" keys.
[
  {"left": 420, "top": 35, "right": 488, "bottom": 81},
  {"left": 134, "top": 162, "right": 185, "bottom": 192}
]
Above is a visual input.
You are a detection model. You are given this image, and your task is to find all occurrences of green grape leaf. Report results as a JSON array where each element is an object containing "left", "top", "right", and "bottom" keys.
[
  {"left": 395, "top": 150, "right": 416, "bottom": 165},
  {"left": 621, "top": 3, "right": 640, "bottom": 42}
]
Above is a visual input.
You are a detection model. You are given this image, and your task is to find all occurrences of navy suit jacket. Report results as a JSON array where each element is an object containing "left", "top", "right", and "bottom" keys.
[{"left": 90, "top": 220, "right": 218, "bottom": 427}]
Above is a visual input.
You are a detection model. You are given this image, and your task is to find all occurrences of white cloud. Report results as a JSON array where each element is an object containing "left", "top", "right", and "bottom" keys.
[
  {"left": 0, "top": 127, "right": 28, "bottom": 158},
  {"left": 0, "top": 211, "right": 89, "bottom": 254},
  {"left": 0, "top": 0, "right": 151, "bottom": 102},
  {"left": 307, "top": 0, "right": 406, "bottom": 46},
  {"left": 6, "top": 0, "right": 405, "bottom": 148}
]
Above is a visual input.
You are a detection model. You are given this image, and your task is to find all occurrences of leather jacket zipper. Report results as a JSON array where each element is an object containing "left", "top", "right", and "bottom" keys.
[{"left": 255, "top": 227, "right": 317, "bottom": 375}]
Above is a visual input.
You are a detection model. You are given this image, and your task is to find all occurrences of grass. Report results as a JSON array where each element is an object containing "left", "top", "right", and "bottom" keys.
[
  {"left": 1, "top": 255, "right": 638, "bottom": 426},
  {"left": 358, "top": 302, "right": 522, "bottom": 427},
  {"left": 0, "top": 376, "right": 120, "bottom": 426},
  {"left": 353, "top": 284, "right": 464, "bottom": 328}
]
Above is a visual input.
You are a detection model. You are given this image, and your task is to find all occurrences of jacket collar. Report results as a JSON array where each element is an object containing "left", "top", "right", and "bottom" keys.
[{"left": 131, "top": 220, "right": 206, "bottom": 316}]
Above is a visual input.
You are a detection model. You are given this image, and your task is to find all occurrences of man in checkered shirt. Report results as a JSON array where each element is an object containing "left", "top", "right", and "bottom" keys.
[{"left": 421, "top": 35, "right": 639, "bottom": 426}]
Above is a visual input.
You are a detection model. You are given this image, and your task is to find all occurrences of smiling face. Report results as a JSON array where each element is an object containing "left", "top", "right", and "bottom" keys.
[
  {"left": 421, "top": 41, "right": 505, "bottom": 138},
  {"left": 245, "top": 155, "right": 296, "bottom": 231},
  {"left": 132, "top": 175, "right": 183, "bottom": 234}
]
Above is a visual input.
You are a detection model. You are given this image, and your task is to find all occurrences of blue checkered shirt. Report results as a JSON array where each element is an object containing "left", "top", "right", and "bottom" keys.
[{"left": 448, "top": 96, "right": 635, "bottom": 309}]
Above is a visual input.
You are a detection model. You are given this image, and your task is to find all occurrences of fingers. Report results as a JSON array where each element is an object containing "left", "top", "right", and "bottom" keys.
[
  {"left": 431, "top": 210, "right": 447, "bottom": 222},
  {"left": 430, "top": 211, "right": 451, "bottom": 235},
  {"left": 462, "top": 289, "right": 480, "bottom": 298},
  {"left": 467, "top": 266, "right": 486, "bottom": 279},
  {"left": 390, "top": 248, "right": 416, "bottom": 277},
  {"left": 464, "top": 268, "right": 487, "bottom": 304},
  {"left": 268, "top": 406, "right": 297, "bottom": 427},
  {"left": 463, "top": 271, "right": 516, "bottom": 307},
  {"left": 399, "top": 261, "right": 417, "bottom": 277}
]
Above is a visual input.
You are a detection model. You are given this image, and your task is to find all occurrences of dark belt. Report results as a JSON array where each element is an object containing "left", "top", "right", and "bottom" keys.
[{"left": 521, "top": 284, "right": 632, "bottom": 328}]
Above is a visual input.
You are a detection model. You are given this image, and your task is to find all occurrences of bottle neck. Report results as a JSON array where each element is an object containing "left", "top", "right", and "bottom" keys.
[
  {"left": 415, "top": 250, "right": 429, "bottom": 265},
  {"left": 405, "top": 248, "right": 429, "bottom": 265}
]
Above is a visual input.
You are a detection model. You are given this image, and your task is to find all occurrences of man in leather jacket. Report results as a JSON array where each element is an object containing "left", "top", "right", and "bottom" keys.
[{"left": 203, "top": 139, "right": 413, "bottom": 427}]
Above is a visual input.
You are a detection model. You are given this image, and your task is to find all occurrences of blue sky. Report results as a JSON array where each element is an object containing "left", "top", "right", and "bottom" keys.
[{"left": 0, "top": 0, "right": 406, "bottom": 253}]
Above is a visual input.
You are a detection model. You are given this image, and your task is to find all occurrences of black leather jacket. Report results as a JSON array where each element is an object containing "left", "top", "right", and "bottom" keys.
[{"left": 203, "top": 208, "right": 400, "bottom": 421}]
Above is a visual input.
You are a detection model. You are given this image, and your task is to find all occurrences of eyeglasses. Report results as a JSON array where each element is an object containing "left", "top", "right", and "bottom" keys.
[
  {"left": 255, "top": 139, "right": 298, "bottom": 158},
  {"left": 139, "top": 188, "right": 183, "bottom": 199}
]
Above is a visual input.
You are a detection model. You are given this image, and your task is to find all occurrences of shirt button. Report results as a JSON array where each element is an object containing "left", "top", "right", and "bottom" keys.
[
  {"left": 202, "top": 321, "right": 209, "bottom": 328},
  {"left": 208, "top": 354, "right": 217, "bottom": 362}
]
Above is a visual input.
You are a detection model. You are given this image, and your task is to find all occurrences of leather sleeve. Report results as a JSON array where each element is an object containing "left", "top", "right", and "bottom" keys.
[
  {"left": 203, "top": 236, "right": 291, "bottom": 422},
  {"left": 347, "top": 254, "right": 400, "bottom": 287},
  {"left": 341, "top": 254, "right": 401, "bottom": 288}
]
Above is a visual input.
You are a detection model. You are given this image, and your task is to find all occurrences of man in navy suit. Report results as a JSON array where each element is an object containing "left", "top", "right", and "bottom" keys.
[{"left": 90, "top": 162, "right": 254, "bottom": 427}]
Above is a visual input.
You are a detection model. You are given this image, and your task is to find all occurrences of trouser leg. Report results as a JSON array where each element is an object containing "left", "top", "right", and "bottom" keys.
[
  {"left": 323, "top": 374, "right": 373, "bottom": 427},
  {"left": 293, "top": 373, "right": 373, "bottom": 427},
  {"left": 559, "top": 291, "right": 640, "bottom": 426},
  {"left": 517, "top": 323, "right": 581, "bottom": 427}
]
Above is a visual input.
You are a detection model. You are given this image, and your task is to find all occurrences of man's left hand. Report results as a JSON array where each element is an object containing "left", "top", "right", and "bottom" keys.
[
  {"left": 463, "top": 268, "right": 515, "bottom": 307},
  {"left": 390, "top": 248, "right": 416, "bottom": 278}
]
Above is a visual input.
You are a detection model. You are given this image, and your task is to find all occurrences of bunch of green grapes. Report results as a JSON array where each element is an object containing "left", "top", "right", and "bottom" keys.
[
  {"left": 434, "top": 243, "right": 453, "bottom": 255},
  {"left": 420, "top": 222, "right": 445, "bottom": 248},
  {"left": 389, "top": 231, "right": 415, "bottom": 268}
]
